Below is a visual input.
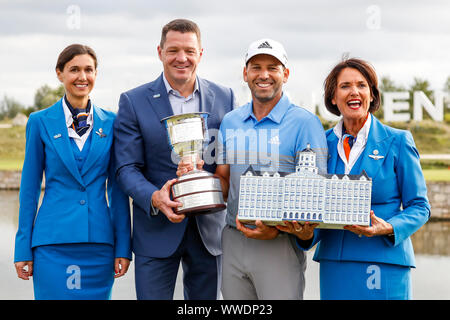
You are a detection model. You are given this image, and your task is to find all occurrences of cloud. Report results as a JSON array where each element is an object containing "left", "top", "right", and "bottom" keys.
[{"left": 0, "top": 0, "right": 449, "bottom": 111}]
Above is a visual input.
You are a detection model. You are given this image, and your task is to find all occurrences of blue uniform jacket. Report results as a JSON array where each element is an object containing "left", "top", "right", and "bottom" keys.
[
  {"left": 14, "top": 99, "right": 132, "bottom": 262},
  {"left": 300, "top": 115, "right": 430, "bottom": 267}
]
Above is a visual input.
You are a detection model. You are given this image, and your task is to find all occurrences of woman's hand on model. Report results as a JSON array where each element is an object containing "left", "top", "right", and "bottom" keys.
[
  {"left": 15, "top": 261, "right": 33, "bottom": 280},
  {"left": 344, "top": 210, "right": 394, "bottom": 237}
]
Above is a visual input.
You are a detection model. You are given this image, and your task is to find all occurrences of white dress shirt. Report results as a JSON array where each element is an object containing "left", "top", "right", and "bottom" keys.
[{"left": 162, "top": 73, "right": 200, "bottom": 115}]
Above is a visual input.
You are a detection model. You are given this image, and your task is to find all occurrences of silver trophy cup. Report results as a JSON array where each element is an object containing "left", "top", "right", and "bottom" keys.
[{"left": 161, "top": 112, "right": 226, "bottom": 215}]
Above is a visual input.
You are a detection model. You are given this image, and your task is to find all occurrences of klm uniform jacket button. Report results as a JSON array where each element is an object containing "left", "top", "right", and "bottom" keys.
[
  {"left": 79, "top": 200, "right": 86, "bottom": 205},
  {"left": 80, "top": 187, "right": 86, "bottom": 192}
]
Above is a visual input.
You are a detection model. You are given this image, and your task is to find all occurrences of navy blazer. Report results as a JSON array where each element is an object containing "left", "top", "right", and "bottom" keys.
[
  {"left": 301, "top": 115, "right": 430, "bottom": 267},
  {"left": 113, "top": 74, "right": 235, "bottom": 258},
  {"left": 14, "top": 99, "right": 132, "bottom": 262}
]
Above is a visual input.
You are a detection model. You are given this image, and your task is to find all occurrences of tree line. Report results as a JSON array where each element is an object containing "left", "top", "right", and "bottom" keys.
[
  {"left": 0, "top": 84, "right": 64, "bottom": 121},
  {"left": 1, "top": 76, "right": 450, "bottom": 122}
]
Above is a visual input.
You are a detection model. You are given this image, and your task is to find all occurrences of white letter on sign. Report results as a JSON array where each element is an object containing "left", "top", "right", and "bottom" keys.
[{"left": 383, "top": 92, "right": 410, "bottom": 122}]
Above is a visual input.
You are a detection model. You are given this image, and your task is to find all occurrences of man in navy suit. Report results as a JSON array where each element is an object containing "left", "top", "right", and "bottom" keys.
[{"left": 113, "top": 19, "right": 235, "bottom": 299}]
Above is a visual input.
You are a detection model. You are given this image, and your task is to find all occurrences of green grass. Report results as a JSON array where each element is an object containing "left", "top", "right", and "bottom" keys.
[
  {"left": 382, "top": 120, "right": 450, "bottom": 154},
  {"left": 423, "top": 169, "right": 450, "bottom": 182},
  {"left": 0, "top": 159, "right": 23, "bottom": 170},
  {"left": 1, "top": 120, "right": 450, "bottom": 181},
  {"left": 0, "top": 125, "right": 25, "bottom": 167}
]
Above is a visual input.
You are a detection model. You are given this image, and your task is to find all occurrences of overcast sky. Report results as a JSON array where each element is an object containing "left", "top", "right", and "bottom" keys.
[{"left": 0, "top": 0, "right": 449, "bottom": 113}]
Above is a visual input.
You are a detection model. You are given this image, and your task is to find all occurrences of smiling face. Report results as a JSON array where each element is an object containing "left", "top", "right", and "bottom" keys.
[
  {"left": 332, "top": 67, "right": 373, "bottom": 122},
  {"left": 56, "top": 54, "right": 97, "bottom": 103},
  {"left": 158, "top": 30, "right": 203, "bottom": 90},
  {"left": 244, "top": 54, "right": 289, "bottom": 104}
]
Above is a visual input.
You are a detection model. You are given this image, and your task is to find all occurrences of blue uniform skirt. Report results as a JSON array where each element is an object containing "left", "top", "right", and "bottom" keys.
[
  {"left": 32, "top": 243, "right": 115, "bottom": 300},
  {"left": 319, "top": 260, "right": 412, "bottom": 300}
]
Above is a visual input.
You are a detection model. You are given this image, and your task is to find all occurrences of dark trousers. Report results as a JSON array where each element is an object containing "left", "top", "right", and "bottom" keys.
[{"left": 134, "top": 217, "right": 219, "bottom": 300}]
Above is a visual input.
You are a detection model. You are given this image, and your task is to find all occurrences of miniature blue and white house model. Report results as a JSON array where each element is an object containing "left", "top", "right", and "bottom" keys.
[{"left": 237, "top": 144, "right": 372, "bottom": 229}]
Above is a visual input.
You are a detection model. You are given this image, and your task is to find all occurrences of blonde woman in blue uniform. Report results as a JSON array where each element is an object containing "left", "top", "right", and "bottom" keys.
[
  {"left": 14, "top": 44, "right": 131, "bottom": 299},
  {"left": 278, "top": 58, "right": 430, "bottom": 299}
]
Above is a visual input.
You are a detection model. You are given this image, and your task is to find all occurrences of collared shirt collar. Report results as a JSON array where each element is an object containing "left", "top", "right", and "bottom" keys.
[
  {"left": 333, "top": 112, "right": 371, "bottom": 144},
  {"left": 241, "top": 92, "right": 290, "bottom": 124},
  {"left": 162, "top": 72, "right": 199, "bottom": 98},
  {"left": 333, "top": 113, "right": 372, "bottom": 174}
]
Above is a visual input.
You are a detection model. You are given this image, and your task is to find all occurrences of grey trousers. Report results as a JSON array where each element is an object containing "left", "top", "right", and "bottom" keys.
[{"left": 221, "top": 225, "right": 306, "bottom": 300}]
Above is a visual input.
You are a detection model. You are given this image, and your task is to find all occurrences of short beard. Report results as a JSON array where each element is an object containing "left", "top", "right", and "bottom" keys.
[{"left": 251, "top": 87, "right": 281, "bottom": 104}]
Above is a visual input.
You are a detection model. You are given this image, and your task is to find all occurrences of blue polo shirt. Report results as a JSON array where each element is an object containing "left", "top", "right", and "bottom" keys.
[{"left": 217, "top": 93, "right": 328, "bottom": 227}]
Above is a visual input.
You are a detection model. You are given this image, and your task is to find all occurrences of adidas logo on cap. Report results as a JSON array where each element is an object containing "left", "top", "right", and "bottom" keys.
[
  {"left": 258, "top": 41, "right": 272, "bottom": 49},
  {"left": 245, "top": 38, "right": 288, "bottom": 66}
]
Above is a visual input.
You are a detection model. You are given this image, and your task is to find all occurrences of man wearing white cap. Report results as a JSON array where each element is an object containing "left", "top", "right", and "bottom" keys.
[{"left": 213, "top": 39, "right": 328, "bottom": 299}]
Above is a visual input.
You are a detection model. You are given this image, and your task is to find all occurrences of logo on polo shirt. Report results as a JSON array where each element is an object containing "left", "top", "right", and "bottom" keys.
[{"left": 269, "top": 135, "right": 281, "bottom": 145}]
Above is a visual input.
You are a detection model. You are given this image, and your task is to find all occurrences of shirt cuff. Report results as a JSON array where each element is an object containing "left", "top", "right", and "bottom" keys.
[{"left": 150, "top": 199, "right": 159, "bottom": 216}]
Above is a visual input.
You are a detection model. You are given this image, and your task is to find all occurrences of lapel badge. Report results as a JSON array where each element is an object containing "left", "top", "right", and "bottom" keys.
[
  {"left": 153, "top": 94, "right": 161, "bottom": 98},
  {"left": 53, "top": 133, "right": 62, "bottom": 139},
  {"left": 95, "top": 128, "right": 106, "bottom": 138},
  {"left": 368, "top": 149, "right": 384, "bottom": 160}
]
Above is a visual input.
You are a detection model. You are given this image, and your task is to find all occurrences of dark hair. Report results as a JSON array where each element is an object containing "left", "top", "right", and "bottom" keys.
[
  {"left": 160, "top": 19, "right": 201, "bottom": 48},
  {"left": 324, "top": 57, "right": 380, "bottom": 116},
  {"left": 56, "top": 44, "right": 98, "bottom": 71}
]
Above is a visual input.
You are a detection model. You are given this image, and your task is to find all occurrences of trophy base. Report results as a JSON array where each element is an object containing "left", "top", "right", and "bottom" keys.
[
  {"left": 172, "top": 170, "right": 226, "bottom": 216},
  {"left": 176, "top": 201, "right": 227, "bottom": 216}
]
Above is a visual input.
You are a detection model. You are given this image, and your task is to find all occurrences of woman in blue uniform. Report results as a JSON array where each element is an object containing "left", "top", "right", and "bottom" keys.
[
  {"left": 14, "top": 44, "right": 131, "bottom": 300},
  {"left": 278, "top": 58, "right": 430, "bottom": 299}
]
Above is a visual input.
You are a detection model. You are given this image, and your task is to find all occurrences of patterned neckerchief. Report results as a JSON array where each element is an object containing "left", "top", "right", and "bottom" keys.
[{"left": 64, "top": 96, "right": 91, "bottom": 137}]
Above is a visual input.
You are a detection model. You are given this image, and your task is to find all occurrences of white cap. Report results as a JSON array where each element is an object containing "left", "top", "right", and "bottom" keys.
[{"left": 244, "top": 38, "right": 288, "bottom": 67}]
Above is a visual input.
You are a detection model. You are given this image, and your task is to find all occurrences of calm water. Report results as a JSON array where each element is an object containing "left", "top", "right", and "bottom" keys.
[{"left": 1, "top": 190, "right": 449, "bottom": 300}]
